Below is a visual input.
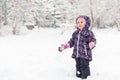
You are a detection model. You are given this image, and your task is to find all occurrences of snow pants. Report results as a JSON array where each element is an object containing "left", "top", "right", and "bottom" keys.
[{"left": 75, "top": 57, "right": 90, "bottom": 79}]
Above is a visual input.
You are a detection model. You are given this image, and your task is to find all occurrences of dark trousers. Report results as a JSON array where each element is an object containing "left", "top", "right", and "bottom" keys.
[{"left": 75, "top": 57, "right": 90, "bottom": 79}]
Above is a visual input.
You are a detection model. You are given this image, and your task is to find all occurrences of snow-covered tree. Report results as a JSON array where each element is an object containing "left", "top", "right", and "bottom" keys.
[{"left": 0, "top": 0, "right": 120, "bottom": 35}]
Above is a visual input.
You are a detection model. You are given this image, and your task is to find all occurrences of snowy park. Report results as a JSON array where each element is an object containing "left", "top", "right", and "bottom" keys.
[
  {"left": 0, "top": 0, "right": 120, "bottom": 80},
  {"left": 0, "top": 28, "right": 120, "bottom": 80}
]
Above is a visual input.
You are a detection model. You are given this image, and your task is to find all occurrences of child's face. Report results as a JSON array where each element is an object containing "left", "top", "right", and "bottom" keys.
[{"left": 76, "top": 18, "right": 86, "bottom": 30}]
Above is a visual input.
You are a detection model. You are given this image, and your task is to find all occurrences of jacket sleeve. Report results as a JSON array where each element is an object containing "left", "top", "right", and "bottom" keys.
[
  {"left": 68, "top": 33, "right": 75, "bottom": 48},
  {"left": 88, "top": 31, "right": 96, "bottom": 44}
]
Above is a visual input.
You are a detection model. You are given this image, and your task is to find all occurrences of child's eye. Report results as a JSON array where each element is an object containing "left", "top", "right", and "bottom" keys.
[{"left": 81, "top": 22, "right": 83, "bottom": 23}]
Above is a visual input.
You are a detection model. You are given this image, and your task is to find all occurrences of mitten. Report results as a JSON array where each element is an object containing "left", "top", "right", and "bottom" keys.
[
  {"left": 89, "top": 42, "right": 95, "bottom": 49},
  {"left": 58, "top": 45, "right": 64, "bottom": 52},
  {"left": 58, "top": 43, "right": 70, "bottom": 52}
]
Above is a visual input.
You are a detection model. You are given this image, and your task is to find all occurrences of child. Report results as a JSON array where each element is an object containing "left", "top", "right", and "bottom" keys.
[{"left": 58, "top": 15, "right": 96, "bottom": 79}]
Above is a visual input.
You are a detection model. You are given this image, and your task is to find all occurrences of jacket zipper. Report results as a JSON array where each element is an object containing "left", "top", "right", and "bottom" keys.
[{"left": 76, "top": 31, "right": 81, "bottom": 58}]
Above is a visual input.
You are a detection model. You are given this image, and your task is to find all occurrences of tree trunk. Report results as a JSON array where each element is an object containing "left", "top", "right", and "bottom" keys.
[
  {"left": 89, "top": 0, "right": 94, "bottom": 30},
  {"left": 3, "top": 0, "right": 8, "bottom": 25}
]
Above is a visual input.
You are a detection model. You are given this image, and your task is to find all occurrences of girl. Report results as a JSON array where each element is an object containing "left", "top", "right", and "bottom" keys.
[{"left": 58, "top": 15, "right": 96, "bottom": 79}]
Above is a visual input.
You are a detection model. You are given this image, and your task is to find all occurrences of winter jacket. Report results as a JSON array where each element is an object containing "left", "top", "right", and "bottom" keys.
[{"left": 68, "top": 28, "right": 96, "bottom": 61}]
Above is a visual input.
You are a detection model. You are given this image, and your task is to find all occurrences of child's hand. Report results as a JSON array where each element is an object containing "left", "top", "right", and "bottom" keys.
[
  {"left": 58, "top": 45, "right": 64, "bottom": 52},
  {"left": 89, "top": 42, "right": 95, "bottom": 49},
  {"left": 58, "top": 43, "right": 70, "bottom": 52}
]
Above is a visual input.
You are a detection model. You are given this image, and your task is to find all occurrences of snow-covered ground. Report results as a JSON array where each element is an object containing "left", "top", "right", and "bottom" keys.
[{"left": 0, "top": 28, "right": 120, "bottom": 80}]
